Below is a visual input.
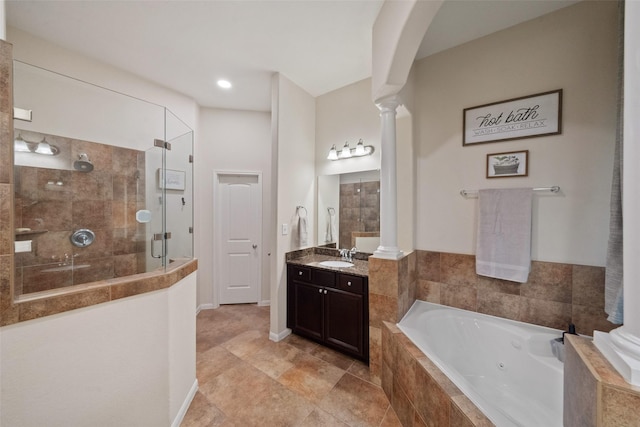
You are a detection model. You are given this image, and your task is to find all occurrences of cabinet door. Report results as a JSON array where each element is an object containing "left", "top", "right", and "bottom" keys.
[
  {"left": 291, "top": 281, "right": 324, "bottom": 341},
  {"left": 324, "top": 288, "right": 363, "bottom": 358}
]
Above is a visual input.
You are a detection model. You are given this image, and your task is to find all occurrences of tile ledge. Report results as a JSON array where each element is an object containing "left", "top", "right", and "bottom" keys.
[{"left": 9, "top": 258, "right": 197, "bottom": 318}]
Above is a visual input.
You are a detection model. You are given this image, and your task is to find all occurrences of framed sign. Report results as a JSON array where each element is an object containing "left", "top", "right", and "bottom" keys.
[
  {"left": 157, "top": 168, "right": 185, "bottom": 190},
  {"left": 463, "top": 89, "right": 562, "bottom": 146},
  {"left": 486, "top": 150, "right": 528, "bottom": 179}
]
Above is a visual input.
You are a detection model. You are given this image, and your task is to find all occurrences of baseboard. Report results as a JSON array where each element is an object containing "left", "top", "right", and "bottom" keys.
[
  {"left": 269, "top": 328, "right": 291, "bottom": 342},
  {"left": 257, "top": 300, "right": 270, "bottom": 307},
  {"left": 196, "top": 303, "right": 215, "bottom": 314},
  {"left": 171, "top": 379, "right": 199, "bottom": 427}
]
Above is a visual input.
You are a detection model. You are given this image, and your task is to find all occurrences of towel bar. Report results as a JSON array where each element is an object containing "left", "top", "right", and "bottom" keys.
[{"left": 460, "top": 186, "right": 560, "bottom": 198}]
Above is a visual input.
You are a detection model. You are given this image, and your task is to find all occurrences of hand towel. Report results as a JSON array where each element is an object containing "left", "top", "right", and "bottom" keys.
[
  {"left": 297, "top": 207, "right": 308, "bottom": 247},
  {"left": 325, "top": 209, "right": 336, "bottom": 243},
  {"left": 476, "top": 188, "right": 533, "bottom": 283}
]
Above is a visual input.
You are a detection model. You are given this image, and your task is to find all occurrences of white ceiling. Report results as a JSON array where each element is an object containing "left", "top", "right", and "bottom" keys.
[{"left": 6, "top": 0, "right": 578, "bottom": 112}]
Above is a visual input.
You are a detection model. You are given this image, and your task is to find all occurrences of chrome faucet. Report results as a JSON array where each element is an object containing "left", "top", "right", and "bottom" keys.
[{"left": 339, "top": 247, "right": 358, "bottom": 262}]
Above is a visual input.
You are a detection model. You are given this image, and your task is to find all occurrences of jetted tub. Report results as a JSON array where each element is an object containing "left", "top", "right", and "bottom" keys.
[{"left": 397, "top": 301, "right": 564, "bottom": 427}]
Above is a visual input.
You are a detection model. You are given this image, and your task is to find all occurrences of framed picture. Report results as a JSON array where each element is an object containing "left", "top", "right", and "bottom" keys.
[
  {"left": 157, "top": 168, "right": 185, "bottom": 190},
  {"left": 486, "top": 150, "right": 528, "bottom": 179},
  {"left": 463, "top": 89, "right": 562, "bottom": 146}
]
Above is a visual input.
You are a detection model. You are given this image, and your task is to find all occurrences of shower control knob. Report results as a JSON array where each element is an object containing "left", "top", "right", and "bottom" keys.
[{"left": 70, "top": 229, "right": 96, "bottom": 248}]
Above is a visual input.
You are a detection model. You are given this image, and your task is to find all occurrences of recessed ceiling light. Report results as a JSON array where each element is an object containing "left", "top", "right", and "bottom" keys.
[{"left": 217, "top": 79, "right": 232, "bottom": 89}]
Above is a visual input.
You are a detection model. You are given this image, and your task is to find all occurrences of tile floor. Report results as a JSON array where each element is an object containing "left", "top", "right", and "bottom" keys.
[{"left": 181, "top": 304, "right": 401, "bottom": 427}]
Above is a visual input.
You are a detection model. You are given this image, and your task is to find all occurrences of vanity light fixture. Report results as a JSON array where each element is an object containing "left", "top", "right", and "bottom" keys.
[
  {"left": 14, "top": 134, "right": 59, "bottom": 156},
  {"left": 327, "top": 139, "right": 374, "bottom": 161}
]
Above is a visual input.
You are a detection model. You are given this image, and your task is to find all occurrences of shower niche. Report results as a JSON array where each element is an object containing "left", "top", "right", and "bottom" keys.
[{"left": 12, "top": 61, "right": 193, "bottom": 296}]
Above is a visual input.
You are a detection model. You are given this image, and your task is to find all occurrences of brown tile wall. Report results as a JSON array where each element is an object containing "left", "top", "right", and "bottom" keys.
[
  {"left": 564, "top": 335, "right": 640, "bottom": 426},
  {"left": 339, "top": 181, "right": 379, "bottom": 248},
  {"left": 13, "top": 130, "right": 146, "bottom": 295},
  {"left": 368, "top": 251, "right": 417, "bottom": 381},
  {"left": 415, "top": 250, "right": 615, "bottom": 336},
  {"left": 381, "top": 321, "right": 493, "bottom": 426}
]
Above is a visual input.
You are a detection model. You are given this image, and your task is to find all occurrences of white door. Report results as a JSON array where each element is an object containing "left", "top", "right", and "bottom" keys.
[{"left": 216, "top": 173, "right": 261, "bottom": 304}]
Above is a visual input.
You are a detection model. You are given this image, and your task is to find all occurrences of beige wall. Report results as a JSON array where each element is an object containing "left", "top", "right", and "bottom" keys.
[
  {"left": 270, "top": 74, "right": 316, "bottom": 339},
  {"left": 196, "top": 108, "right": 272, "bottom": 307},
  {"left": 413, "top": 1, "right": 618, "bottom": 266}
]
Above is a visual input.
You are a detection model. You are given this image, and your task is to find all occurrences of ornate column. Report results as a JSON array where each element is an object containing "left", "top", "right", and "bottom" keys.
[
  {"left": 373, "top": 95, "right": 403, "bottom": 260},
  {"left": 594, "top": 0, "right": 640, "bottom": 386}
]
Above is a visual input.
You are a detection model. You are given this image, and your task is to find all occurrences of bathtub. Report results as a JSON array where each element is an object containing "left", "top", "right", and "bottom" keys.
[{"left": 397, "top": 301, "right": 564, "bottom": 427}]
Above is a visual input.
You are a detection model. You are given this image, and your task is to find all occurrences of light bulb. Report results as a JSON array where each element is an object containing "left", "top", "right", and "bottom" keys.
[
  {"left": 339, "top": 141, "right": 351, "bottom": 158},
  {"left": 355, "top": 139, "right": 366, "bottom": 156},
  {"left": 327, "top": 145, "right": 338, "bottom": 160}
]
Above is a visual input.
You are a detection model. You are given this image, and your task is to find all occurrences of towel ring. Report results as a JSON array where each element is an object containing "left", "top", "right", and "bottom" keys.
[{"left": 296, "top": 205, "right": 307, "bottom": 217}]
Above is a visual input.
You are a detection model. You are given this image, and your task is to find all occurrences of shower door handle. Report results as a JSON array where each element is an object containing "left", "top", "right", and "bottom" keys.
[
  {"left": 151, "top": 235, "right": 162, "bottom": 259},
  {"left": 151, "top": 232, "right": 172, "bottom": 259}
]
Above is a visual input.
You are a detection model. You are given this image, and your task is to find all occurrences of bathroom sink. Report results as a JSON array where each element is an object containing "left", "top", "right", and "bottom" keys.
[{"left": 319, "top": 260, "right": 354, "bottom": 268}]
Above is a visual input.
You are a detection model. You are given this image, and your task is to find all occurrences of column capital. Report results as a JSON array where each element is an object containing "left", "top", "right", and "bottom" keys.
[
  {"left": 375, "top": 95, "right": 402, "bottom": 114},
  {"left": 594, "top": 327, "right": 640, "bottom": 386}
]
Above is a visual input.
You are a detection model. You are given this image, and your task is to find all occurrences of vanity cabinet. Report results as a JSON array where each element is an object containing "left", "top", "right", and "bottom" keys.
[{"left": 287, "top": 264, "right": 369, "bottom": 362}]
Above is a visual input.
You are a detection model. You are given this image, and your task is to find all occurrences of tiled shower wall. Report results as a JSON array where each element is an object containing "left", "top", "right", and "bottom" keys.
[
  {"left": 13, "top": 130, "right": 146, "bottom": 294},
  {"left": 415, "top": 250, "right": 616, "bottom": 336},
  {"left": 339, "top": 180, "right": 380, "bottom": 248}
]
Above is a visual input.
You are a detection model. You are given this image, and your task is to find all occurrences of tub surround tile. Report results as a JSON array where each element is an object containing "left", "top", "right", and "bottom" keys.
[
  {"left": 382, "top": 322, "right": 495, "bottom": 427},
  {"left": 392, "top": 377, "right": 415, "bottom": 427},
  {"left": 440, "top": 282, "right": 477, "bottom": 312},
  {"left": 565, "top": 335, "right": 640, "bottom": 427},
  {"left": 572, "top": 304, "right": 616, "bottom": 335},
  {"left": 369, "top": 257, "right": 399, "bottom": 297},
  {"left": 417, "top": 279, "right": 441, "bottom": 303},
  {"left": 521, "top": 261, "right": 572, "bottom": 303},
  {"left": 451, "top": 395, "right": 493, "bottom": 427},
  {"left": 519, "top": 297, "right": 572, "bottom": 330},
  {"left": 572, "top": 264, "right": 606, "bottom": 308},
  {"left": 414, "top": 250, "right": 613, "bottom": 336},
  {"left": 440, "top": 253, "right": 477, "bottom": 287},
  {"left": 477, "top": 291, "right": 520, "bottom": 321},
  {"left": 370, "top": 293, "right": 398, "bottom": 327},
  {"left": 417, "top": 250, "right": 440, "bottom": 282}
]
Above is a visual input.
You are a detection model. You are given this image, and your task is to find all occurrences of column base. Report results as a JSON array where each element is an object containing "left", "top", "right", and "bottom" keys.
[
  {"left": 373, "top": 245, "right": 404, "bottom": 260},
  {"left": 594, "top": 328, "right": 640, "bottom": 386}
]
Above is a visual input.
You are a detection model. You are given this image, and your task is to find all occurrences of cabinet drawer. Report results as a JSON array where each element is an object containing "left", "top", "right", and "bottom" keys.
[
  {"left": 290, "top": 265, "right": 311, "bottom": 282},
  {"left": 312, "top": 268, "right": 336, "bottom": 287},
  {"left": 337, "top": 274, "right": 365, "bottom": 295}
]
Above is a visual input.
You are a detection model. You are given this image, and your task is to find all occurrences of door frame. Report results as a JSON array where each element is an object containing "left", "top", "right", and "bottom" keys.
[{"left": 213, "top": 170, "right": 263, "bottom": 308}]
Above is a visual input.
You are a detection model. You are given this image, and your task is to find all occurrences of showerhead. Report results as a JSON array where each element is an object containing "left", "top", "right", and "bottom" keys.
[{"left": 74, "top": 153, "right": 94, "bottom": 172}]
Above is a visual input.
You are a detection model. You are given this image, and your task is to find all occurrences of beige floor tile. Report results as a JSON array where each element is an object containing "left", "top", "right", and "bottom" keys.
[
  {"left": 347, "top": 360, "right": 381, "bottom": 386},
  {"left": 180, "top": 391, "right": 227, "bottom": 427},
  {"left": 298, "top": 407, "right": 350, "bottom": 426},
  {"left": 278, "top": 351, "right": 346, "bottom": 404},
  {"left": 183, "top": 304, "right": 393, "bottom": 427},
  {"left": 318, "top": 373, "right": 390, "bottom": 427}
]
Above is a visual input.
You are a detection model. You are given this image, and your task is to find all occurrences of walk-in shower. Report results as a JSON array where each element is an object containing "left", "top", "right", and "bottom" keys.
[{"left": 12, "top": 60, "right": 194, "bottom": 296}]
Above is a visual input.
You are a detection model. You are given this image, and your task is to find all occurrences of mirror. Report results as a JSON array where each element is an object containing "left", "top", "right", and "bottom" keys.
[{"left": 317, "top": 170, "right": 380, "bottom": 254}]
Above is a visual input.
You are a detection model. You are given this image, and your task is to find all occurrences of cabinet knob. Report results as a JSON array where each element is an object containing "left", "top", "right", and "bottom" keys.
[
  {"left": 299, "top": 271, "right": 303, "bottom": 276},
  {"left": 318, "top": 288, "right": 322, "bottom": 293},
  {"left": 347, "top": 281, "right": 352, "bottom": 286},
  {"left": 324, "top": 290, "right": 328, "bottom": 294}
]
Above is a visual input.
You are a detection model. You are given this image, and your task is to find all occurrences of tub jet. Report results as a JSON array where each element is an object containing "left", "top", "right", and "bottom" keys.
[{"left": 74, "top": 153, "right": 93, "bottom": 172}]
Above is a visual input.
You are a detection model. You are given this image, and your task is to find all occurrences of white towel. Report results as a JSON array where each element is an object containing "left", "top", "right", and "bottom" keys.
[
  {"left": 297, "top": 208, "right": 308, "bottom": 247},
  {"left": 325, "top": 210, "right": 336, "bottom": 243},
  {"left": 476, "top": 188, "right": 533, "bottom": 283}
]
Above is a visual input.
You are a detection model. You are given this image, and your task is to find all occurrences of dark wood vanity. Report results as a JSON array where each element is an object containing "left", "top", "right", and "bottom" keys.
[{"left": 287, "top": 263, "right": 369, "bottom": 362}]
